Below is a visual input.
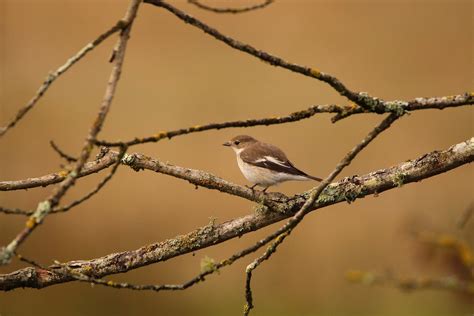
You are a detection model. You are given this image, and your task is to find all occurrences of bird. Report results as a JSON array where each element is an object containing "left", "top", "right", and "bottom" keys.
[{"left": 223, "top": 135, "right": 322, "bottom": 192}]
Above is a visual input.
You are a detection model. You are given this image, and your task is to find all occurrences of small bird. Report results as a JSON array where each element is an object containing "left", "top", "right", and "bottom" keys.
[{"left": 223, "top": 135, "right": 322, "bottom": 192}]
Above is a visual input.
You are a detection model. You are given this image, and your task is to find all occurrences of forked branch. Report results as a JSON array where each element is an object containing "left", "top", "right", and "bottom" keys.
[{"left": 1, "top": 137, "right": 472, "bottom": 291}]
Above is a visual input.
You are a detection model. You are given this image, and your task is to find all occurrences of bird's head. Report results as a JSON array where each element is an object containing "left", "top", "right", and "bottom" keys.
[{"left": 223, "top": 135, "right": 257, "bottom": 153}]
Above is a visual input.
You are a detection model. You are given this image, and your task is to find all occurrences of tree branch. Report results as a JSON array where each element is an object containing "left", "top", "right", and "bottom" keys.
[
  {"left": 143, "top": 0, "right": 371, "bottom": 109},
  {"left": 0, "top": 0, "right": 142, "bottom": 265},
  {"left": 346, "top": 271, "right": 474, "bottom": 294},
  {"left": 188, "top": 0, "right": 273, "bottom": 14},
  {"left": 1, "top": 137, "right": 472, "bottom": 291},
  {"left": 0, "top": 206, "right": 31, "bottom": 216},
  {"left": 96, "top": 103, "right": 343, "bottom": 147},
  {"left": 144, "top": 0, "right": 473, "bottom": 115},
  {"left": 49, "top": 141, "right": 78, "bottom": 162},
  {"left": 96, "top": 96, "right": 473, "bottom": 147},
  {"left": 332, "top": 93, "right": 474, "bottom": 121},
  {"left": 0, "top": 151, "right": 118, "bottom": 191},
  {"left": 0, "top": 21, "right": 128, "bottom": 138},
  {"left": 0, "top": 147, "right": 128, "bottom": 217},
  {"left": 416, "top": 231, "right": 474, "bottom": 278}
]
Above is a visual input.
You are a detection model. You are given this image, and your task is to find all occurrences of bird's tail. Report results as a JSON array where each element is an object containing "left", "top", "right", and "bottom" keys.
[
  {"left": 293, "top": 166, "right": 323, "bottom": 182},
  {"left": 305, "top": 174, "right": 323, "bottom": 182},
  {"left": 288, "top": 161, "right": 323, "bottom": 182}
]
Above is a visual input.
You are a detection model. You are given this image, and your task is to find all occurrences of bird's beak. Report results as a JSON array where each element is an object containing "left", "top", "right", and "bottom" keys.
[{"left": 222, "top": 141, "right": 232, "bottom": 147}]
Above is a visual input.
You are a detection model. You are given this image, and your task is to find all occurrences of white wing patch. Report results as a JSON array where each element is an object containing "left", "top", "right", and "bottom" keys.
[
  {"left": 263, "top": 156, "right": 290, "bottom": 168},
  {"left": 252, "top": 156, "right": 291, "bottom": 168}
]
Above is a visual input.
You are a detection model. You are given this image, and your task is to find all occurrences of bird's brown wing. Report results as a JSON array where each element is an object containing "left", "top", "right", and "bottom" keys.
[{"left": 240, "top": 143, "right": 310, "bottom": 177}]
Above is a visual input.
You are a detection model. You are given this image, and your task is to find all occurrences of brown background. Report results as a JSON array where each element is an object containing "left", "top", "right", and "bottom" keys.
[{"left": 0, "top": 0, "right": 473, "bottom": 315}]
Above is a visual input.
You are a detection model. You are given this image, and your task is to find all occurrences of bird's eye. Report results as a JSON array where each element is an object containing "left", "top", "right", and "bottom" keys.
[{"left": 234, "top": 140, "right": 240, "bottom": 145}]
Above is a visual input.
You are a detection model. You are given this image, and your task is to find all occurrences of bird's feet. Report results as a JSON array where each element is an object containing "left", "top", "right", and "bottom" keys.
[
  {"left": 246, "top": 184, "right": 267, "bottom": 193},
  {"left": 246, "top": 185, "right": 275, "bottom": 199},
  {"left": 245, "top": 184, "right": 258, "bottom": 192}
]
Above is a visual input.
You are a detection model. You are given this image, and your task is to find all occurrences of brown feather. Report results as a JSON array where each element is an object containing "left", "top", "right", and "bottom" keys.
[{"left": 240, "top": 142, "right": 322, "bottom": 181}]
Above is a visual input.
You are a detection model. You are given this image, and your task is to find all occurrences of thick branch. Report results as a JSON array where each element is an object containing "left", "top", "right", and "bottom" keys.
[
  {"left": 1, "top": 137, "right": 472, "bottom": 291},
  {"left": 0, "top": 149, "right": 277, "bottom": 209}
]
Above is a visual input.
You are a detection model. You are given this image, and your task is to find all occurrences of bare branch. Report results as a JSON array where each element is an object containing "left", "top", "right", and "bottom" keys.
[
  {"left": 0, "top": 21, "right": 128, "bottom": 138},
  {"left": 143, "top": 0, "right": 472, "bottom": 116},
  {"left": 416, "top": 231, "right": 474, "bottom": 278},
  {"left": 0, "top": 151, "right": 118, "bottom": 191},
  {"left": 51, "top": 146, "right": 128, "bottom": 214},
  {"left": 244, "top": 231, "right": 288, "bottom": 315},
  {"left": 188, "top": 0, "right": 273, "bottom": 14},
  {"left": 0, "top": 0, "right": 142, "bottom": 266},
  {"left": 332, "top": 93, "right": 474, "bottom": 122},
  {"left": 49, "top": 141, "right": 77, "bottom": 162},
  {"left": 1, "top": 0, "right": 471, "bottom": 310},
  {"left": 1, "top": 149, "right": 126, "bottom": 217},
  {"left": 96, "top": 95, "right": 473, "bottom": 147},
  {"left": 408, "top": 93, "right": 474, "bottom": 109},
  {"left": 0, "top": 149, "right": 281, "bottom": 209},
  {"left": 15, "top": 253, "right": 44, "bottom": 269},
  {"left": 457, "top": 202, "right": 474, "bottom": 230},
  {"left": 346, "top": 270, "right": 474, "bottom": 295},
  {"left": 144, "top": 0, "right": 368, "bottom": 106},
  {"left": 1, "top": 137, "right": 472, "bottom": 291},
  {"left": 0, "top": 206, "right": 31, "bottom": 216},
  {"left": 96, "top": 103, "right": 343, "bottom": 147}
]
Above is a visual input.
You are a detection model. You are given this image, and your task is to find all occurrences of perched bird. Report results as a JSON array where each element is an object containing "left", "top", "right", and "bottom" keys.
[{"left": 223, "top": 135, "right": 322, "bottom": 191}]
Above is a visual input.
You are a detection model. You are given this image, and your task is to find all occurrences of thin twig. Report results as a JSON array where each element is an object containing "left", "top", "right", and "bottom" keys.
[
  {"left": 50, "top": 141, "right": 77, "bottom": 162},
  {"left": 52, "top": 146, "right": 128, "bottom": 214},
  {"left": 346, "top": 270, "right": 474, "bottom": 294},
  {"left": 96, "top": 103, "right": 342, "bottom": 147},
  {"left": 0, "top": 0, "right": 142, "bottom": 266},
  {"left": 96, "top": 95, "right": 473, "bottom": 147},
  {"left": 0, "top": 206, "right": 31, "bottom": 216},
  {"left": 457, "top": 202, "right": 474, "bottom": 230},
  {"left": 15, "top": 253, "right": 44, "bottom": 269},
  {"left": 416, "top": 231, "right": 474, "bottom": 278},
  {"left": 0, "top": 20, "right": 128, "bottom": 138},
  {"left": 243, "top": 231, "right": 288, "bottom": 315},
  {"left": 188, "top": 0, "right": 273, "bottom": 14}
]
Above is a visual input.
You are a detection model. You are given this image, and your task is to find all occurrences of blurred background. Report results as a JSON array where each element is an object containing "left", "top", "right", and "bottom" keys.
[{"left": 1, "top": 0, "right": 473, "bottom": 315}]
